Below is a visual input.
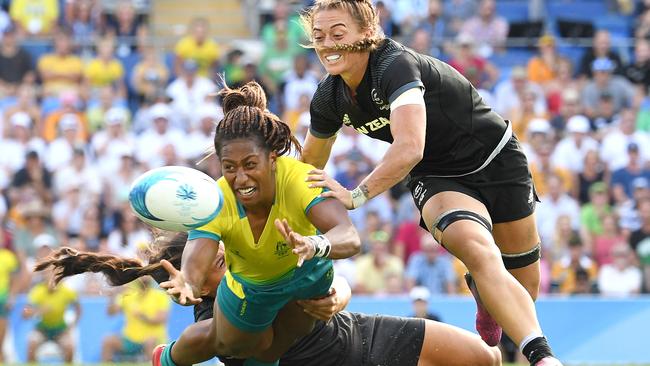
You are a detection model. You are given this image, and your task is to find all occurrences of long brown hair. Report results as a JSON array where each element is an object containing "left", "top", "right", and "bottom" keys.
[{"left": 34, "top": 232, "right": 188, "bottom": 286}]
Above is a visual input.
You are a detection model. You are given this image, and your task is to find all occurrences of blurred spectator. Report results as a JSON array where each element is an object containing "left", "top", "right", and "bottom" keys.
[
  {"left": 527, "top": 35, "right": 562, "bottom": 86},
  {"left": 580, "top": 181, "right": 612, "bottom": 246},
  {"left": 551, "top": 115, "right": 599, "bottom": 172},
  {"left": 409, "top": 286, "right": 441, "bottom": 321},
  {"left": 459, "top": 0, "right": 508, "bottom": 57},
  {"left": 10, "top": 151, "right": 53, "bottom": 205},
  {"left": 131, "top": 44, "right": 169, "bottom": 104},
  {"left": 393, "top": 205, "right": 427, "bottom": 264},
  {"left": 598, "top": 243, "right": 642, "bottom": 296},
  {"left": 86, "top": 86, "right": 126, "bottom": 133},
  {"left": 83, "top": 37, "right": 126, "bottom": 99},
  {"left": 102, "top": 150, "right": 142, "bottom": 215},
  {"left": 166, "top": 59, "right": 217, "bottom": 129},
  {"left": 107, "top": 207, "right": 151, "bottom": 258},
  {"left": 10, "top": 0, "right": 59, "bottom": 36},
  {"left": 409, "top": 28, "right": 436, "bottom": 57},
  {"left": 63, "top": 0, "right": 100, "bottom": 53},
  {"left": 103, "top": 0, "right": 147, "bottom": 58},
  {"left": 174, "top": 17, "right": 220, "bottom": 78},
  {"left": 529, "top": 141, "right": 573, "bottom": 197},
  {"left": 73, "top": 206, "right": 107, "bottom": 252},
  {"left": 494, "top": 66, "right": 546, "bottom": 119},
  {"left": 582, "top": 58, "right": 634, "bottom": 118},
  {"left": 629, "top": 198, "right": 650, "bottom": 292},
  {"left": 102, "top": 279, "right": 170, "bottom": 362},
  {"left": 354, "top": 231, "right": 404, "bottom": 294},
  {"left": 547, "top": 215, "right": 581, "bottom": 261},
  {"left": 0, "top": 26, "right": 34, "bottom": 96},
  {"left": 376, "top": 1, "right": 401, "bottom": 38},
  {"left": 590, "top": 93, "right": 619, "bottom": 131},
  {"left": 3, "top": 85, "right": 42, "bottom": 136},
  {"left": 91, "top": 107, "right": 135, "bottom": 169},
  {"left": 444, "top": 0, "right": 477, "bottom": 36},
  {"left": 13, "top": 205, "right": 58, "bottom": 259},
  {"left": 624, "top": 38, "right": 650, "bottom": 90},
  {"left": 414, "top": 0, "right": 452, "bottom": 56},
  {"left": 0, "top": 241, "right": 18, "bottom": 363},
  {"left": 41, "top": 91, "right": 88, "bottom": 143},
  {"left": 390, "top": 0, "right": 429, "bottom": 34},
  {"left": 600, "top": 109, "right": 650, "bottom": 172},
  {"left": 572, "top": 267, "right": 596, "bottom": 294},
  {"left": 510, "top": 87, "right": 549, "bottom": 142},
  {"left": 45, "top": 113, "right": 87, "bottom": 172},
  {"left": 37, "top": 29, "right": 84, "bottom": 97},
  {"left": 53, "top": 148, "right": 101, "bottom": 198},
  {"left": 574, "top": 150, "right": 607, "bottom": 205},
  {"left": 618, "top": 178, "right": 650, "bottom": 233},
  {"left": 23, "top": 259, "right": 81, "bottom": 363},
  {"left": 52, "top": 183, "right": 86, "bottom": 239},
  {"left": 550, "top": 237, "right": 598, "bottom": 294},
  {"left": 259, "top": 26, "right": 303, "bottom": 92},
  {"left": 223, "top": 49, "right": 246, "bottom": 86},
  {"left": 593, "top": 212, "right": 625, "bottom": 267},
  {"left": 449, "top": 33, "right": 498, "bottom": 90},
  {"left": 536, "top": 174, "right": 581, "bottom": 245},
  {"left": 405, "top": 236, "right": 456, "bottom": 294},
  {"left": 550, "top": 89, "right": 583, "bottom": 136},
  {"left": 334, "top": 156, "right": 366, "bottom": 192},
  {"left": 282, "top": 55, "right": 318, "bottom": 127},
  {"left": 578, "top": 30, "right": 624, "bottom": 79},
  {"left": 544, "top": 59, "right": 581, "bottom": 117},
  {"left": 135, "top": 103, "right": 186, "bottom": 168},
  {"left": 260, "top": 0, "right": 305, "bottom": 54},
  {"left": 185, "top": 103, "right": 222, "bottom": 160},
  {"left": 610, "top": 142, "right": 650, "bottom": 202},
  {"left": 0, "top": 113, "right": 46, "bottom": 190}
]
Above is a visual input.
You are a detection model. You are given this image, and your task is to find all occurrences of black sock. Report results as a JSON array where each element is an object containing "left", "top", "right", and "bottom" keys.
[{"left": 522, "top": 336, "right": 554, "bottom": 365}]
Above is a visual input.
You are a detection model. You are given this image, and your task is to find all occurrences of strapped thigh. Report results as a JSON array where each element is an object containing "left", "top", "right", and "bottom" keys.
[
  {"left": 501, "top": 243, "right": 541, "bottom": 269},
  {"left": 430, "top": 209, "right": 492, "bottom": 245}
]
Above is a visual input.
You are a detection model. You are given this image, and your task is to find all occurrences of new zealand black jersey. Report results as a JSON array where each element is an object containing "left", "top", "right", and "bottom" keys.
[{"left": 310, "top": 38, "right": 512, "bottom": 177}]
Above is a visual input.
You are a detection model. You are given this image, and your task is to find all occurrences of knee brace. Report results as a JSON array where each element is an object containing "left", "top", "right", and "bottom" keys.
[
  {"left": 430, "top": 209, "right": 492, "bottom": 244},
  {"left": 501, "top": 243, "right": 541, "bottom": 269}
]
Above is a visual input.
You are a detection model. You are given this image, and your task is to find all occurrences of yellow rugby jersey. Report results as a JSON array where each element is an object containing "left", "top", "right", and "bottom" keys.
[
  {"left": 0, "top": 249, "right": 18, "bottom": 297},
  {"left": 116, "top": 283, "right": 170, "bottom": 344},
  {"left": 28, "top": 283, "right": 77, "bottom": 328},
  {"left": 189, "top": 156, "right": 327, "bottom": 284}
]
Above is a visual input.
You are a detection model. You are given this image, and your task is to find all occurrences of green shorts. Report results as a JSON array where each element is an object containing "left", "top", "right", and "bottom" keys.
[
  {"left": 0, "top": 295, "right": 8, "bottom": 318},
  {"left": 217, "top": 257, "right": 334, "bottom": 332},
  {"left": 37, "top": 323, "right": 68, "bottom": 341},
  {"left": 121, "top": 336, "right": 144, "bottom": 355}
]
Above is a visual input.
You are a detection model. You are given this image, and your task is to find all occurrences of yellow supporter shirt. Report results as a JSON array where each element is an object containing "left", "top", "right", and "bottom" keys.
[
  {"left": 117, "top": 284, "right": 170, "bottom": 344},
  {"left": 0, "top": 249, "right": 18, "bottom": 297},
  {"left": 10, "top": 0, "right": 59, "bottom": 34},
  {"left": 84, "top": 59, "right": 125, "bottom": 88},
  {"left": 37, "top": 54, "right": 84, "bottom": 95},
  {"left": 28, "top": 283, "right": 77, "bottom": 328},
  {"left": 174, "top": 36, "right": 220, "bottom": 77},
  {"left": 189, "top": 157, "right": 326, "bottom": 284}
]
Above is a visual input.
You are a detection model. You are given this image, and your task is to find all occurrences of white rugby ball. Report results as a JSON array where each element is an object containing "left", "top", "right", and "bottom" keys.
[{"left": 128, "top": 166, "right": 223, "bottom": 232}]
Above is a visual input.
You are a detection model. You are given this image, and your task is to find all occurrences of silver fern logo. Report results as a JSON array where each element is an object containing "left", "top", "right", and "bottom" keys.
[{"left": 176, "top": 184, "right": 197, "bottom": 201}]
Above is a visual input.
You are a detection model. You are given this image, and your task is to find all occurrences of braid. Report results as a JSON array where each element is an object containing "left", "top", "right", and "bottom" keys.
[{"left": 213, "top": 81, "right": 302, "bottom": 158}]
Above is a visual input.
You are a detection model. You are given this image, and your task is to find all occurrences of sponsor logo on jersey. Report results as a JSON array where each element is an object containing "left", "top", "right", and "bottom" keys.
[
  {"left": 413, "top": 181, "right": 427, "bottom": 206},
  {"left": 354, "top": 117, "right": 391, "bottom": 134},
  {"left": 343, "top": 113, "right": 352, "bottom": 126},
  {"left": 274, "top": 241, "right": 290, "bottom": 258},
  {"left": 371, "top": 88, "right": 390, "bottom": 111}
]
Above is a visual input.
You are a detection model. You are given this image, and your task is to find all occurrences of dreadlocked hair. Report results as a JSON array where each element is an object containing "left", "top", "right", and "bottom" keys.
[
  {"left": 214, "top": 81, "right": 302, "bottom": 158},
  {"left": 300, "top": 0, "right": 384, "bottom": 52},
  {"left": 33, "top": 231, "right": 191, "bottom": 286}
]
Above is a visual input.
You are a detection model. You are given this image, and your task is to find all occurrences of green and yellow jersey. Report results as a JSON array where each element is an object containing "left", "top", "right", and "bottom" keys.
[
  {"left": 189, "top": 156, "right": 327, "bottom": 285},
  {"left": 0, "top": 249, "right": 18, "bottom": 299},
  {"left": 116, "top": 283, "right": 170, "bottom": 344},
  {"left": 28, "top": 282, "right": 77, "bottom": 329}
]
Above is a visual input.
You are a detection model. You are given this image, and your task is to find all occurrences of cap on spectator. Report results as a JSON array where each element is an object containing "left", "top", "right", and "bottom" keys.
[
  {"left": 589, "top": 181, "right": 608, "bottom": 195},
  {"left": 456, "top": 33, "right": 475, "bottom": 47},
  {"left": 116, "top": 145, "right": 135, "bottom": 158},
  {"left": 538, "top": 34, "right": 555, "bottom": 47},
  {"left": 105, "top": 107, "right": 129, "bottom": 126},
  {"left": 182, "top": 59, "right": 199, "bottom": 72},
  {"left": 33, "top": 233, "right": 57, "bottom": 248},
  {"left": 527, "top": 118, "right": 551, "bottom": 134},
  {"left": 592, "top": 58, "right": 615, "bottom": 72},
  {"left": 562, "top": 89, "right": 580, "bottom": 103},
  {"left": 627, "top": 142, "right": 640, "bottom": 152},
  {"left": 566, "top": 115, "right": 590, "bottom": 134},
  {"left": 59, "top": 113, "right": 80, "bottom": 130},
  {"left": 511, "top": 66, "right": 527, "bottom": 80},
  {"left": 10, "top": 112, "right": 32, "bottom": 129},
  {"left": 633, "top": 177, "right": 649, "bottom": 190},
  {"left": 409, "top": 286, "right": 431, "bottom": 302},
  {"left": 150, "top": 103, "right": 172, "bottom": 120}
]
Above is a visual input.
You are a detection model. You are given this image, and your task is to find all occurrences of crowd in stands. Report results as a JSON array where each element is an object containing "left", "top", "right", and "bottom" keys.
[{"left": 1, "top": 0, "right": 650, "bottom": 360}]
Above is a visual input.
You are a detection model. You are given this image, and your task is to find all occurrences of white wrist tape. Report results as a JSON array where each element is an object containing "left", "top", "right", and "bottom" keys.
[
  {"left": 307, "top": 235, "right": 331, "bottom": 258},
  {"left": 350, "top": 186, "right": 368, "bottom": 209}
]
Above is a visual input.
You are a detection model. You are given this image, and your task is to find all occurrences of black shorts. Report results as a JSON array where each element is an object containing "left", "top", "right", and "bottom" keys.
[{"left": 408, "top": 136, "right": 538, "bottom": 230}]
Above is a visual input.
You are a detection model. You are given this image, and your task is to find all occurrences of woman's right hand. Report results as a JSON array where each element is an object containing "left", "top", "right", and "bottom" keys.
[{"left": 159, "top": 259, "right": 202, "bottom": 306}]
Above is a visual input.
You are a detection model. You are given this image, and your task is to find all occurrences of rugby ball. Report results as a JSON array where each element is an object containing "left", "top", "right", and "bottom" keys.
[{"left": 128, "top": 166, "right": 223, "bottom": 232}]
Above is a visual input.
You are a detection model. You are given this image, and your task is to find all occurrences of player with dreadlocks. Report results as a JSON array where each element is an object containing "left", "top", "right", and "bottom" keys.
[
  {"left": 298, "top": 1, "right": 562, "bottom": 365},
  {"left": 36, "top": 230, "right": 502, "bottom": 366}
]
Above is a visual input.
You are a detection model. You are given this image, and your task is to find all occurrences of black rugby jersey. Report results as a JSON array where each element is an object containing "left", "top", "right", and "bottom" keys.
[{"left": 310, "top": 38, "right": 510, "bottom": 177}]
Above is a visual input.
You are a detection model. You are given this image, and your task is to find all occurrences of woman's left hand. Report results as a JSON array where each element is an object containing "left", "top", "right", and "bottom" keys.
[
  {"left": 297, "top": 288, "right": 342, "bottom": 321},
  {"left": 306, "top": 169, "right": 354, "bottom": 209}
]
